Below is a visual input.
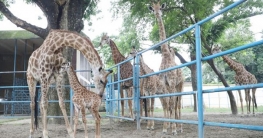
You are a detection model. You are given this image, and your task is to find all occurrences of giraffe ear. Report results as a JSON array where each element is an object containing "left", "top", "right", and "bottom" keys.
[
  {"left": 161, "top": 3, "right": 166, "bottom": 9},
  {"left": 99, "top": 67, "right": 102, "bottom": 72},
  {"left": 148, "top": 6, "right": 153, "bottom": 12}
]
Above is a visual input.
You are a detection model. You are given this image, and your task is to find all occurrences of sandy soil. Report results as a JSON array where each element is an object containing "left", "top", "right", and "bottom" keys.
[{"left": 0, "top": 113, "right": 263, "bottom": 138}]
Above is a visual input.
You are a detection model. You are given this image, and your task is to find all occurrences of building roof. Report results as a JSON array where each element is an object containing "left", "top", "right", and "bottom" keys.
[{"left": 0, "top": 30, "right": 43, "bottom": 55}]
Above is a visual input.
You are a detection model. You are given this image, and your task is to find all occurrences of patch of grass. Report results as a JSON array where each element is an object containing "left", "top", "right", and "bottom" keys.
[{"left": 0, "top": 117, "right": 27, "bottom": 124}]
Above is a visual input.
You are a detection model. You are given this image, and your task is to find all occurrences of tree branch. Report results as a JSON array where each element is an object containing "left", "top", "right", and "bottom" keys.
[
  {"left": 0, "top": 1, "right": 48, "bottom": 38},
  {"left": 33, "top": 0, "right": 58, "bottom": 30}
]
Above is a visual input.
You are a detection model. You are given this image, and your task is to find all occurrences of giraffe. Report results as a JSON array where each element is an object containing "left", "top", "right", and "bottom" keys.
[
  {"left": 99, "top": 33, "right": 135, "bottom": 119},
  {"left": 212, "top": 45, "right": 257, "bottom": 115},
  {"left": 27, "top": 29, "right": 109, "bottom": 138},
  {"left": 129, "top": 47, "right": 169, "bottom": 130},
  {"left": 59, "top": 62, "right": 113, "bottom": 138},
  {"left": 149, "top": 0, "right": 184, "bottom": 135}
]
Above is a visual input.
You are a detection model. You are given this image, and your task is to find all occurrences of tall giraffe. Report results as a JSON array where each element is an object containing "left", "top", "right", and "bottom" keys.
[
  {"left": 129, "top": 47, "right": 169, "bottom": 130},
  {"left": 27, "top": 29, "right": 108, "bottom": 138},
  {"left": 59, "top": 62, "right": 112, "bottom": 138},
  {"left": 149, "top": 0, "right": 184, "bottom": 135},
  {"left": 99, "top": 33, "right": 134, "bottom": 118},
  {"left": 212, "top": 45, "right": 257, "bottom": 115}
]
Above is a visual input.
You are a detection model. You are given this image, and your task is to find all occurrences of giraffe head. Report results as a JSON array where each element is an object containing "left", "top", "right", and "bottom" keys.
[
  {"left": 211, "top": 44, "right": 222, "bottom": 54},
  {"left": 60, "top": 62, "right": 113, "bottom": 93},
  {"left": 128, "top": 46, "right": 138, "bottom": 58},
  {"left": 93, "top": 67, "right": 113, "bottom": 94},
  {"left": 148, "top": 0, "right": 166, "bottom": 17},
  {"left": 99, "top": 33, "right": 110, "bottom": 47}
]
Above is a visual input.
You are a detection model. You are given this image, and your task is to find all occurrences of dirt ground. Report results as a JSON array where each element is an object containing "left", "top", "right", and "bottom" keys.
[{"left": 0, "top": 113, "right": 263, "bottom": 138}]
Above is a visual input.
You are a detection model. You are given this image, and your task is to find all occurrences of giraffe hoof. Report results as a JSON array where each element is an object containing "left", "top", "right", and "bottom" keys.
[
  {"left": 178, "top": 128, "right": 183, "bottom": 133},
  {"left": 162, "top": 129, "right": 167, "bottom": 134},
  {"left": 172, "top": 131, "right": 178, "bottom": 135}
]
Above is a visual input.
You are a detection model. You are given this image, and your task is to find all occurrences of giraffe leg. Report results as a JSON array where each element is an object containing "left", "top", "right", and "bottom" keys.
[
  {"left": 120, "top": 86, "right": 125, "bottom": 117},
  {"left": 73, "top": 106, "right": 80, "bottom": 138},
  {"left": 146, "top": 97, "right": 151, "bottom": 129},
  {"left": 238, "top": 90, "right": 244, "bottom": 115},
  {"left": 93, "top": 111, "right": 101, "bottom": 138},
  {"left": 27, "top": 75, "right": 37, "bottom": 138},
  {"left": 150, "top": 96, "right": 155, "bottom": 130},
  {"left": 80, "top": 106, "right": 88, "bottom": 138},
  {"left": 40, "top": 84, "right": 49, "bottom": 138},
  {"left": 244, "top": 89, "right": 250, "bottom": 115},
  {"left": 177, "top": 96, "right": 183, "bottom": 133},
  {"left": 252, "top": 88, "right": 257, "bottom": 115},
  {"left": 248, "top": 89, "right": 251, "bottom": 114},
  {"left": 171, "top": 96, "right": 177, "bottom": 135},
  {"left": 127, "top": 88, "right": 134, "bottom": 119},
  {"left": 159, "top": 97, "right": 168, "bottom": 134},
  {"left": 56, "top": 78, "right": 74, "bottom": 137},
  {"left": 88, "top": 107, "right": 101, "bottom": 138},
  {"left": 176, "top": 82, "right": 183, "bottom": 133}
]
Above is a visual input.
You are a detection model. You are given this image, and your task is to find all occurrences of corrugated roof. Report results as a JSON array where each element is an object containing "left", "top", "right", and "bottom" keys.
[{"left": 0, "top": 30, "right": 40, "bottom": 39}]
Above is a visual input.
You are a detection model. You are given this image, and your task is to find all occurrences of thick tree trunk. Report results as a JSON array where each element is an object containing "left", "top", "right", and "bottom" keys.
[
  {"left": 206, "top": 59, "right": 238, "bottom": 115},
  {"left": 190, "top": 54, "right": 198, "bottom": 112},
  {"left": 0, "top": 0, "right": 94, "bottom": 123}
]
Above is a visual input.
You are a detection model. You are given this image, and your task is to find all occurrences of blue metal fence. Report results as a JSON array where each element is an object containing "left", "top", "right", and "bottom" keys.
[
  {"left": 0, "top": 0, "right": 262, "bottom": 137},
  {"left": 104, "top": 0, "right": 263, "bottom": 137}
]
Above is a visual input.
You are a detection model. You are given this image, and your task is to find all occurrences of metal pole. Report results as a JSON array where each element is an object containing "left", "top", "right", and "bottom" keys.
[
  {"left": 134, "top": 54, "right": 141, "bottom": 130},
  {"left": 70, "top": 88, "right": 73, "bottom": 126},
  {"left": 195, "top": 25, "right": 204, "bottom": 138},
  {"left": 24, "top": 40, "right": 27, "bottom": 79},
  {"left": 117, "top": 65, "right": 121, "bottom": 117},
  {"left": 11, "top": 39, "right": 18, "bottom": 116}
]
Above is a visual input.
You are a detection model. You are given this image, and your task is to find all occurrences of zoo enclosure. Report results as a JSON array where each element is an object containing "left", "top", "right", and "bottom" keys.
[{"left": 104, "top": 0, "right": 263, "bottom": 137}]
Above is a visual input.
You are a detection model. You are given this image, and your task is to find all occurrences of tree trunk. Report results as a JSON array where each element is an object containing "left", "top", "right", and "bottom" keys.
[
  {"left": 0, "top": 0, "right": 94, "bottom": 123},
  {"left": 175, "top": 50, "right": 237, "bottom": 114},
  {"left": 190, "top": 53, "right": 198, "bottom": 112},
  {"left": 206, "top": 59, "right": 238, "bottom": 115}
]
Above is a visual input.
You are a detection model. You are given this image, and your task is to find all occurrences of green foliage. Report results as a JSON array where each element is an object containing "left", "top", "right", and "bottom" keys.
[
  {"left": 92, "top": 28, "right": 140, "bottom": 69},
  {"left": 0, "top": 0, "right": 99, "bottom": 21},
  {"left": 203, "top": 19, "right": 255, "bottom": 83},
  {"left": 112, "top": 0, "right": 263, "bottom": 84},
  {"left": 251, "top": 44, "right": 263, "bottom": 82}
]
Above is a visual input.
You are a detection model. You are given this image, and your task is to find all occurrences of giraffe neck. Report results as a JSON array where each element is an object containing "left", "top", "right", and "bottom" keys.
[
  {"left": 109, "top": 40, "right": 126, "bottom": 64},
  {"left": 222, "top": 55, "right": 244, "bottom": 74},
  {"left": 155, "top": 12, "right": 171, "bottom": 57},
  {"left": 67, "top": 66, "right": 84, "bottom": 91},
  {"left": 140, "top": 56, "right": 154, "bottom": 74},
  {"left": 46, "top": 29, "right": 103, "bottom": 75}
]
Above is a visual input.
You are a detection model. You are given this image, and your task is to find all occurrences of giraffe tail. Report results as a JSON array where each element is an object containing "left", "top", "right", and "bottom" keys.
[
  {"left": 34, "top": 89, "right": 39, "bottom": 129},
  {"left": 253, "top": 94, "right": 257, "bottom": 109}
]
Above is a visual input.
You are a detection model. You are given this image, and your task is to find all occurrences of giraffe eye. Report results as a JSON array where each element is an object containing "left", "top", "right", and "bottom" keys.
[{"left": 100, "top": 80, "right": 105, "bottom": 84}]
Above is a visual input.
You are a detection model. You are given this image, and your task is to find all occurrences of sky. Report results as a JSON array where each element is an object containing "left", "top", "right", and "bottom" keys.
[{"left": 0, "top": 1, "right": 262, "bottom": 71}]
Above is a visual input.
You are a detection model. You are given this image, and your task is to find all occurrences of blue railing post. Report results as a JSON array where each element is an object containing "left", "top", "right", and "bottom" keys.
[
  {"left": 195, "top": 25, "right": 204, "bottom": 138},
  {"left": 133, "top": 55, "right": 141, "bottom": 129},
  {"left": 117, "top": 65, "right": 121, "bottom": 117},
  {"left": 109, "top": 74, "right": 114, "bottom": 116},
  {"left": 70, "top": 88, "right": 73, "bottom": 126}
]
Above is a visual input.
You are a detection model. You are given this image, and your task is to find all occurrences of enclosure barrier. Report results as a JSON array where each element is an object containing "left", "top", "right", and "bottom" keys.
[
  {"left": 104, "top": 0, "right": 263, "bottom": 137},
  {"left": 0, "top": 69, "right": 92, "bottom": 124}
]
